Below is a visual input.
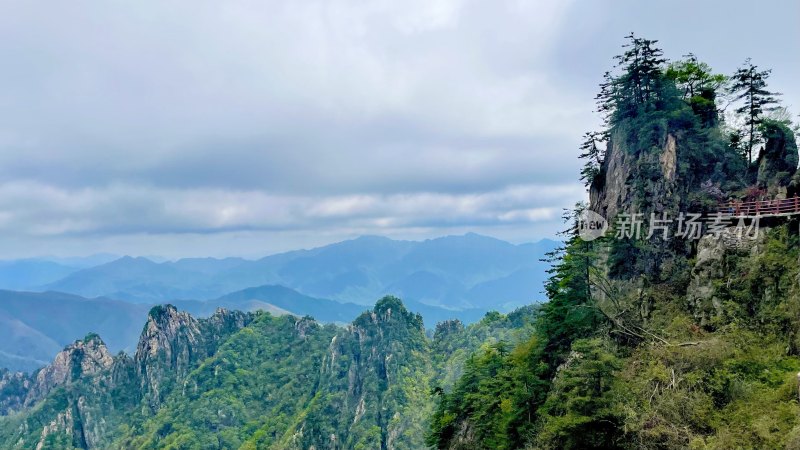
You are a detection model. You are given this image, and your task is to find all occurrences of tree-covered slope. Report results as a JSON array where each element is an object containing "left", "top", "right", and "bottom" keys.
[
  {"left": 0, "top": 298, "right": 537, "bottom": 449},
  {"left": 428, "top": 35, "right": 800, "bottom": 449}
]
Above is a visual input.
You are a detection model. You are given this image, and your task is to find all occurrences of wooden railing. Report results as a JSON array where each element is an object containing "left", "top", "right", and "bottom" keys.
[{"left": 718, "top": 196, "right": 800, "bottom": 217}]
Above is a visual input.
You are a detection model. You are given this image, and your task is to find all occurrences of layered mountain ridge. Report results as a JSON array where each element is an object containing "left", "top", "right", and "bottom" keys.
[
  {"left": 1, "top": 234, "right": 556, "bottom": 309},
  {"left": 0, "top": 298, "right": 537, "bottom": 449},
  {"left": 0, "top": 284, "right": 491, "bottom": 373},
  {"left": 0, "top": 234, "right": 552, "bottom": 374}
]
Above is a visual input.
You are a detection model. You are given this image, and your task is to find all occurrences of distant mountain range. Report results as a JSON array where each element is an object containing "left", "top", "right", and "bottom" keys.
[
  {"left": 0, "top": 234, "right": 557, "bottom": 372},
  {"left": 30, "top": 233, "right": 557, "bottom": 309},
  {"left": 0, "top": 254, "right": 118, "bottom": 291}
]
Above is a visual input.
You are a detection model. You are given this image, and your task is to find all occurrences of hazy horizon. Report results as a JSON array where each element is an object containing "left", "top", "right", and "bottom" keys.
[{"left": 1, "top": 232, "right": 560, "bottom": 261}]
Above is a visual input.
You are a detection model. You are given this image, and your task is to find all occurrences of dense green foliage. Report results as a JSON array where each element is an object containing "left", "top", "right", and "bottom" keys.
[
  {"left": 429, "top": 35, "right": 800, "bottom": 450},
  {"left": 0, "top": 298, "right": 539, "bottom": 449}
]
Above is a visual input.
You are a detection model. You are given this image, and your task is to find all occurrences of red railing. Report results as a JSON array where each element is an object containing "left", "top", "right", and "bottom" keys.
[{"left": 718, "top": 196, "right": 800, "bottom": 217}]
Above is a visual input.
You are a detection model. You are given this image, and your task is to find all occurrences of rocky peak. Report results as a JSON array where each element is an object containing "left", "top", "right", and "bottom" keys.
[
  {"left": 135, "top": 305, "right": 203, "bottom": 408},
  {"left": 306, "top": 297, "right": 431, "bottom": 450},
  {"left": 134, "top": 305, "right": 252, "bottom": 409},
  {"left": 590, "top": 127, "right": 681, "bottom": 221},
  {"left": 433, "top": 319, "right": 465, "bottom": 342},
  {"left": 26, "top": 334, "right": 113, "bottom": 405},
  {"left": 204, "top": 307, "right": 252, "bottom": 339},
  {"left": 294, "top": 316, "right": 318, "bottom": 339},
  {"left": 348, "top": 297, "right": 428, "bottom": 380},
  {"left": 364, "top": 296, "right": 424, "bottom": 331},
  {"left": 135, "top": 305, "right": 202, "bottom": 361},
  {"left": 0, "top": 369, "right": 31, "bottom": 415}
]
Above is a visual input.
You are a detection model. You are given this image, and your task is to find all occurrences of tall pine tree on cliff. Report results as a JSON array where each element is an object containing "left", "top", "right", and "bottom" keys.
[{"left": 730, "top": 58, "right": 781, "bottom": 163}]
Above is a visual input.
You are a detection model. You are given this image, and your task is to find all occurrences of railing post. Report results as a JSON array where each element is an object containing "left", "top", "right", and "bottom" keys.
[{"left": 718, "top": 197, "right": 800, "bottom": 218}]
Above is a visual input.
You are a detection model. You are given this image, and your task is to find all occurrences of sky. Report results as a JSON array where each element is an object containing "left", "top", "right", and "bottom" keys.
[{"left": 0, "top": 0, "right": 797, "bottom": 258}]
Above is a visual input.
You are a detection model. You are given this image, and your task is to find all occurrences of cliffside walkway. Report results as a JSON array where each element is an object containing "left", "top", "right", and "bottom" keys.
[{"left": 718, "top": 197, "right": 800, "bottom": 218}]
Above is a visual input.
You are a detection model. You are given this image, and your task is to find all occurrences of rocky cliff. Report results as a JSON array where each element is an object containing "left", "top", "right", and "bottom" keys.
[
  {"left": 0, "top": 305, "right": 253, "bottom": 449},
  {"left": 289, "top": 296, "right": 431, "bottom": 450},
  {"left": 590, "top": 127, "right": 681, "bottom": 221},
  {"left": 136, "top": 305, "right": 252, "bottom": 409}
]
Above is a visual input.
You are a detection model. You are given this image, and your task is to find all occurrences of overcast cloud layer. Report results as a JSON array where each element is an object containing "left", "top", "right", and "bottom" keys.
[{"left": 0, "top": 0, "right": 797, "bottom": 258}]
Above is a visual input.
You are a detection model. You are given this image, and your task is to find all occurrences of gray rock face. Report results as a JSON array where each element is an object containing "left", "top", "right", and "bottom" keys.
[
  {"left": 0, "top": 305, "right": 254, "bottom": 450},
  {"left": 590, "top": 128, "right": 634, "bottom": 220},
  {"left": 25, "top": 334, "right": 113, "bottom": 406},
  {"left": 660, "top": 134, "right": 678, "bottom": 182},
  {"left": 32, "top": 395, "right": 108, "bottom": 450},
  {"left": 135, "top": 305, "right": 203, "bottom": 408},
  {"left": 204, "top": 307, "right": 252, "bottom": 343},
  {"left": 0, "top": 369, "right": 31, "bottom": 415},
  {"left": 686, "top": 234, "right": 727, "bottom": 326},
  {"left": 134, "top": 305, "right": 253, "bottom": 409},
  {"left": 686, "top": 229, "right": 763, "bottom": 326},
  {"left": 590, "top": 128, "right": 680, "bottom": 221},
  {"left": 0, "top": 335, "right": 119, "bottom": 450},
  {"left": 293, "top": 297, "right": 429, "bottom": 450},
  {"left": 0, "top": 305, "right": 252, "bottom": 419},
  {"left": 34, "top": 405, "right": 76, "bottom": 450}
]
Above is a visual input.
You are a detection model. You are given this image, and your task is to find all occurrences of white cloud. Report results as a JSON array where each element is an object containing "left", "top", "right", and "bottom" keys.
[{"left": 0, "top": 181, "right": 582, "bottom": 237}]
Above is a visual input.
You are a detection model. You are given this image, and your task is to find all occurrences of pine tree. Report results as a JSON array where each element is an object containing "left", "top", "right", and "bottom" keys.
[
  {"left": 666, "top": 53, "right": 726, "bottom": 100},
  {"left": 540, "top": 206, "right": 602, "bottom": 360},
  {"left": 578, "top": 131, "right": 607, "bottom": 188},
  {"left": 595, "top": 71, "right": 617, "bottom": 125},
  {"left": 615, "top": 33, "right": 666, "bottom": 108},
  {"left": 729, "top": 58, "right": 781, "bottom": 163},
  {"left": 595, "top": 33, "right": 667, "bottom": 124}
]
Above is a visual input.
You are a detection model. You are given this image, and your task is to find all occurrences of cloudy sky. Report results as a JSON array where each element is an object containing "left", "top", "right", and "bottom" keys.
[{"left": 0, "top": 0, "right": 797, "bottom": 258}]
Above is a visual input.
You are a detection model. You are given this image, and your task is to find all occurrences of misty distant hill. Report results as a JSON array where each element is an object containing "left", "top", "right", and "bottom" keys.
[
  {"left": 0, "top": 284, "right": 488, "bottom": 372},
  {"left": 0, "top": 254, "right": 119, "bottom": 291},
  {"left": 0, "top": 260, "right": 76, "bottom": 291},
  {"left": 174, "top": 284, "right": 487, "bottom": 327},
  {"left": 36, "top": 234, "right": 558, "bottom": 310},
  {"left": 0, "top": 290, "right": 149, "bottom": 372}
]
